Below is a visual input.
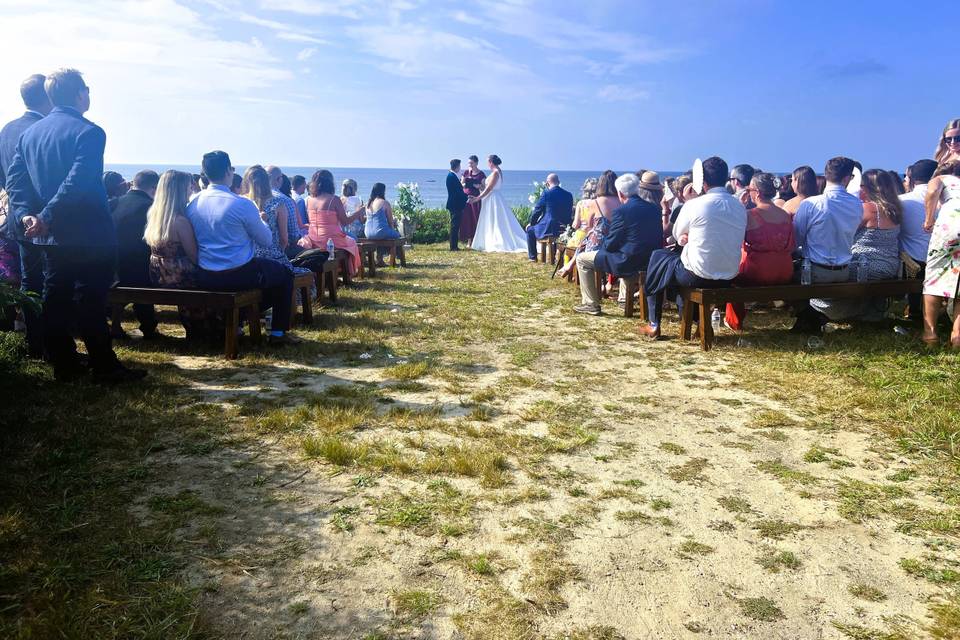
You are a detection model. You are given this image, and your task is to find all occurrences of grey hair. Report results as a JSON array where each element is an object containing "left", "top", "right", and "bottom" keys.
[
  {"left": 614, "top": 173, "right": 640, "bottom": 197},
  {"left": 44, "top": 68, "right": 86, "bottom": 107}
]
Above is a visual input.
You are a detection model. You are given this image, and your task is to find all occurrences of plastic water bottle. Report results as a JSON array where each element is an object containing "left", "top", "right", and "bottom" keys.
[
  {"left": 857, "top": 255, "right": 868, "bottom": 283},
  {"left": 801, "top": 258, "right": 812, "bottom": 285},
  {"left": 711, "top": 307, "right": 721, "bottom": 332},
  {"left": 326, "top": 238, "right": 335, "bottom": 261}
]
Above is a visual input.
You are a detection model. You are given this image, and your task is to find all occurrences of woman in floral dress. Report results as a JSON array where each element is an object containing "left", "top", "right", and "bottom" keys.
[{"left": 922, "top": 161, "right": 960, "bottom": 347}]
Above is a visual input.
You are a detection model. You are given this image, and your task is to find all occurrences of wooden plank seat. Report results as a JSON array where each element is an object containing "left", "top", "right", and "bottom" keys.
[
  {"left": 677, "top": 278, "right": 923, "bottom": 351},
  {"left": 108, "top": 286, "right": 262, "bottom": 359},
  {"left": 358, "top": 238, "right": 407, "bottom": 278},
  {"left": 591, "top": 270, "right": 648, "bottom": 320},
  {"left": 291, "top": 271, "right": 315, "bottom": 327},
  {"left": 537, "top": 236, "right": 557, "bottom": 264},
  {"left": 313, "top": 256, "right": 339, "bottom": 305}
]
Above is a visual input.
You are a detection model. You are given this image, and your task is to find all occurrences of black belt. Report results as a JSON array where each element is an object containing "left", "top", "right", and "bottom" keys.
[{"left": 811, "top": 261, "right": 848, "bottom": 271}]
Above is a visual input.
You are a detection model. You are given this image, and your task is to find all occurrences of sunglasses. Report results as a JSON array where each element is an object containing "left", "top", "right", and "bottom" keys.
[{"left": 945, "top": 136, "right": 960, "bottom": 145}]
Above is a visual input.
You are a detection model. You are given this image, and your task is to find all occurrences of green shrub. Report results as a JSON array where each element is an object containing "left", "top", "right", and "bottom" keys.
[{"left": 410, "top": 206, "right": 533, "bottom": 245}]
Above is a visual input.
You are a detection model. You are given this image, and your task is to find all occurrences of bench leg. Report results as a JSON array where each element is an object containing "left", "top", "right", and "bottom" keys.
[
  {"left": 225, "top": 307, "right": 240, "bottom": 359},
  {"left": 110, "top": 304, "right": 124, "bottom": 337},
  {"left": 327, "top": 269, "right": 338, "bottom": 303},
  {"left": 699, "top": 303, "right": 712, "bottom": 351},
  {"left": 547, "top": 242, "right": 556, "bottom": 265},
  {"left": 680, "top": 295, "right": 694, "bottom": 341},
  {"left": 624, "top": 279, "right": 636, "bottom": 318},
  {"left": 639, "top": 280, "right": 649, "bottom": 322},
  {"left": 314, "top": 271, "right": 323, "bottom": 303},
  {"left": 247, "top": 304, "right": 262, "bottom": 343},
  {"left": 366, "top": 251, "right": 376, "bottom": 278},
  {"left": 398, "top": 246, "right": 406, "bottom": 267},
  {"left": 389, "top": 246, "right": 397, "bottom": 268},
  {"left": 342, "top": 258, "right": 353, "bottom": 286},
  {"left": 301, "top": 283, "right": 313, "bottom": 325},
  {"left": 290, "top": 287, "right": 300, "bottom": 328}
]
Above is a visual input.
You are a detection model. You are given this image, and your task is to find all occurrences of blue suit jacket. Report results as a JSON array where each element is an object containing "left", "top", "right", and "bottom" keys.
[
  {"left": 0, "top": 110, "right": 44, "bottom": 239},
  {"left": 530, "top": 186, "right": 573, "bottom": 238},
  {"left": 6, "top": 106, "right": 115, "bottom": 246},
  {"left": 594, "top": 195, "right": 663, "bottom": 276}
]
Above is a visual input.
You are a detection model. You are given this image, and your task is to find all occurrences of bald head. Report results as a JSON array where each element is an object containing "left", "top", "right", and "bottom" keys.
[
  {"left": 266, "top": 165, "right": 283, "bottom": 188},
  {"left": 546, "top": 173, "right": 559, "bottom": 186}
]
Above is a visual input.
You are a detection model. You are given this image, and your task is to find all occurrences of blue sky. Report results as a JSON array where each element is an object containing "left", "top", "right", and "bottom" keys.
[{"left": 0, "top": 0, "right": 955, "bottom": 172}]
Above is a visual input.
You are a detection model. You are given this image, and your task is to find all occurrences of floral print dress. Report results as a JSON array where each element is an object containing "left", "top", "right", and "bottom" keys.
[{"left": 924, "top": 175, "right": 960, "bottom": 303}]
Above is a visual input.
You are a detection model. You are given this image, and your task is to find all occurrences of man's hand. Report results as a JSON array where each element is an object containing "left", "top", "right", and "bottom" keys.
[
  {"left": 678, "top": 233, "right": 689, "bottom": 246},
  {"left": 259, "top": 211, "right": 269, "bottom": 223},
  {"left": 22, "top": 215, "right": 48, "bottom": 239}
]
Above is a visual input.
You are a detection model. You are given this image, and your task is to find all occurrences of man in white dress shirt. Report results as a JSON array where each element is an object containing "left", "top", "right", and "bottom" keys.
[
  {"left": 899, "top": 159, "right": 937, "bottom": 322},
  {"left": 791, "top": 156, "right": 863, "bottom": 333},
  {"left": 639, "top": 156, "right": 747, "bottom": 339}
]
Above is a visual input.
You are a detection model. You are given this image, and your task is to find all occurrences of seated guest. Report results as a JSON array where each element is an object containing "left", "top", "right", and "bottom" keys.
[
  {"left": 774, "top": 173, "right": 796, "bottom": 207},
  {"left": 665, "top": 174, "right": 694, "bottom": 239},
  {"left": 230, "top": 172, "right": 243, "bottom": 195},
  {"left": 820, "top": 168, "right": 902, "bottom": 322},
  {"left": 574, "top": 173, "right": 664, "bottom": 315},
  {"left": 723, "top": 173, "right": 795, "bottom": 331},
  {"left": 781, "top": 166, "right": 817, "bottom": 215},
  {"left": 639, "top": 157, "right": 747, "bottom": 339},
  {"left": 291, "top": 174, "right": 308, "bottom": 226},
  {"left": 144, "top": 170, "right": 214, "bottom": 337},
  {"left": 888, "top": 170, "right": 905, "bottom": 195},
  {"left": 730, "top": 164, "right": 755, "bottom": 209},
  {"left": 103, "top": 171, "right": 128, "bottom": 212},
  {"left": 364, "top": 182, "right": 403, "bottom": 266},
  {"left": 186, "top": 150, "right": 297, "bottom": 345},
  {"left": 266, "top": 165, "right": 302, "bottom": 259},
  {"left": 189, "top": 174, "right": 202, "bottom": 197},
  {"left": 298, "top": 169, "right": 363, "bottom": 276},
  {"left": 526, "top": 173, "right": 573, "bottom": 262},
  {"left": 792, "top": 157, "right": 864, "bottom": 332},
  {"left": 341, "top": 178, "right": 365, "bottom": 239},
  {"left": 244, "top": 166, "right": 311, "bottom": 278},
  {"left": 568, "top": 177, "right": 597, "bottom": 236},
  {"left": 279, "top": 174, "right": 293, "bottom": 197},
  {"left": 900, "top": 159, "right": 938, "bottom": 322},
  {"left": 111, "top": 169, "right": 161, "bottom": 338}
]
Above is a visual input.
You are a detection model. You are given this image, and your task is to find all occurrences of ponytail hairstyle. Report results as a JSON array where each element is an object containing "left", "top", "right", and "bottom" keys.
[
  {"left": 861, "top": 169, "right": 903, "bottom": 225},
  {"left": 144, "top": 170, "right": 193, "bottom": 248}
]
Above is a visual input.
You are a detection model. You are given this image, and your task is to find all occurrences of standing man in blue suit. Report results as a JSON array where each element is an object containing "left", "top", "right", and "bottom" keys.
[
  {"left": 6, "top": 68, "right": 145, "bottom": 382},
  {"left": 526, "top": 173, "right": 573, "bottom": 261},
  {"left": 0, "top": 74, "right": 51, "bottom": 358},
  {"left": 445, "top": 159, "right": 467, "bottom": 251}
]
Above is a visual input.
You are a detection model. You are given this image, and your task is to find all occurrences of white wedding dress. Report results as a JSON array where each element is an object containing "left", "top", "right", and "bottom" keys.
[{"left": 471, "top": 171, "right": 527, "bottom": 253}]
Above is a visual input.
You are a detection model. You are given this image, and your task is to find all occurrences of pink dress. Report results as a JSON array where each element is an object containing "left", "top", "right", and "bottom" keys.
[{"left": 299, "top": 195, "right": 361, "bottom": 276}]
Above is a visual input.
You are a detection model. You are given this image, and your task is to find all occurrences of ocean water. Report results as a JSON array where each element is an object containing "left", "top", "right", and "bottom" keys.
[{"left": 106, "top": 165, "right": 684, "bottom": 209}]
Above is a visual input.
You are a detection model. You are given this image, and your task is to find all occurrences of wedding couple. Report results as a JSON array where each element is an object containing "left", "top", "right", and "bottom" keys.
[{"left": 446, "top": 155, "right": 526, "bottom": 252}]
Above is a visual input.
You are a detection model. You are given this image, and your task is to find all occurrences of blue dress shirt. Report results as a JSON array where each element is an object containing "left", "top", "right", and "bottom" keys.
[
  {"left": 899, "top": 185, "right": 932, "bottom": 263},
  {"left": 294, "top": 193, "right": 309, "bottom": 226},
  {"left": 793, "top": 185, "right": 864, "bottom": 267},
  {"left": 186, "top": 184, "right": 272, "bottom": 271}
]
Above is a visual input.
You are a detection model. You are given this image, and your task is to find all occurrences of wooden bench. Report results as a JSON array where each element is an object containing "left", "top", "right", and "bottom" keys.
[
  {"left": 313, "top": 256, "right": 339, "bottom": 305},
  {"left": 108, "top": 287, "right": 262, "bottom": 359},
  {"left": 291, "top": 271, "right": 315, "bottom": 327},
  {"left": 592, "top": 270, "right": 648, "bottom": 320},
  {"left": 358, "top": 238, "right": 407, "bottom": 278},
  {"left": 677, "top": 278, "right": 923, "bottom": 351},
  {"left": 537, "top": 237, "right": 557, "bottom": 264}
]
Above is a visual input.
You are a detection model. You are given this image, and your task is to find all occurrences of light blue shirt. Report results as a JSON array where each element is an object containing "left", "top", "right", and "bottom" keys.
[
  {"left": 294, "top": 192, "right": 308, "bottom": 226},
  {"left": 899, "top": 184, "right": 931, "bottom": 262},
  {"left": 793, "top": 185, "right": 863, "bottom": 267},
  {"left": 186, "top": 184, "right": 272, "bottom": 271}
]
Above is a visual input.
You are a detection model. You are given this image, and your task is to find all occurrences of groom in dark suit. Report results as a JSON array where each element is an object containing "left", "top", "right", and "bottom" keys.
[
  {"left": 445, "top": 158, "right": 467, "bottom": 251},
  {"left": 526, "top": 173, "right": 573, "bottom": 261}
]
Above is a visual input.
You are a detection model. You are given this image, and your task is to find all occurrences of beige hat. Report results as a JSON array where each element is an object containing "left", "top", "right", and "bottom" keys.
[{"left": 639, "top": 171, "right": 662, "bottom": 190}]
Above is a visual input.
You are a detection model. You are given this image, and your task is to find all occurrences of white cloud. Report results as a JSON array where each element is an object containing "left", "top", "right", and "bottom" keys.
[
  {"left": 277, "top": 32, "right": 328, "bottom": 45},
  {"left": 596, "top": 84, "right": 649, "bottom": 102},
  {"left": 296, "top": 47, "right": 316, "bottom": 61}
]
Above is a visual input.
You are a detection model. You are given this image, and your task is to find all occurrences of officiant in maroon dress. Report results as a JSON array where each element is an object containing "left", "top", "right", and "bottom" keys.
[{"left": 459, "top": 155, "right": 485, "bottom": 246}]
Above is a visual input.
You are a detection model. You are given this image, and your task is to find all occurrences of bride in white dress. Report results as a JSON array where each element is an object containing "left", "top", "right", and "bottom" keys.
[{"left": 469, "top": 154, "right": 527, "bottom": 253}]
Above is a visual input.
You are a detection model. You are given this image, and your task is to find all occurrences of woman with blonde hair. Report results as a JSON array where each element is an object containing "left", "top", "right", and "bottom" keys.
[
  {"left": 921, "top": 161, "right": 960, "bottom": 347},
  {"left": 144, "top": 170, "right": 213, "bottom": 337},
  {"left": 243, "top": 165, "right": 304, "bottom": 273},
  {"left": 934, "top": 118, "right": 960, "bottom": 165}
]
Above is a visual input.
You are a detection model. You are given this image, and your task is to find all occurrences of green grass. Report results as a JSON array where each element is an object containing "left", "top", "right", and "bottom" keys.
[
  {"left": 738, "top": 596, "right": 785, "bottom": 622},
  {"left": 392, "top": 589, "right": 441, "bottom": 618},
  {"left": 848, "top": 582, "right": 886, "bottom": 602},
  {"left": 756, "top": 549, "right": 801, "bottom": 573}
]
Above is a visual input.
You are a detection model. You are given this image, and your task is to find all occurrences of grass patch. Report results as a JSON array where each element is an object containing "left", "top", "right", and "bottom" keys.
[
  {"left": 755, "top": 459, "right": 817, "bottom": 486},
  {"left": 667, "top": 458, "right": 710, "bottom": 484},
  {"left": 899, "top": 556, "right": 960, "bottom": 585},
  {"left": 659, "top": 442, "right": 687, "bottom": 455},
  {"left": 392, "top": 589, "right": 441, "bottom": 618},
  {"left": 717, "top": 495, "right": 752, "bottom": 514},
  {"left": 384, "top": 360, "right": 430, "bottom": 381},
  {"left": 836, "top": 479, "right": 911, "bottom": 523},
  {"left": 756, "top": 549, "right": 801, "bottom": 573},
  {"left": 677, "top": 540, "right": 715, "bottom": 557},
  {"left": 752, "top": 518, "right": 804, "bottom": 540},
  {"left": 738, "top": 596, "right": 785, "bottom": 622},
  {"left": 848, "top": 582, "right": 886, "bottom": 602},
  {"left": 521, "top": 547, "right": 582, "bottom": 613}
]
